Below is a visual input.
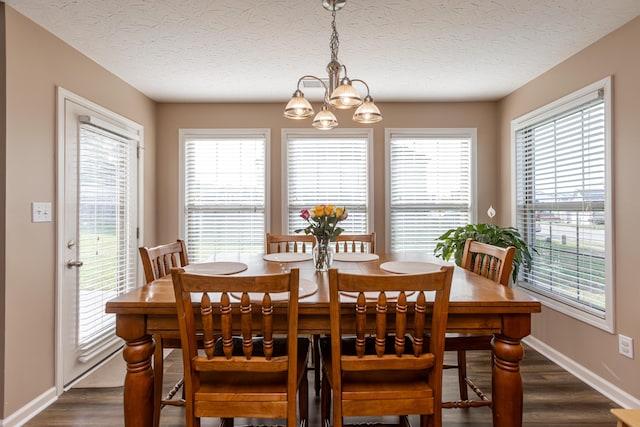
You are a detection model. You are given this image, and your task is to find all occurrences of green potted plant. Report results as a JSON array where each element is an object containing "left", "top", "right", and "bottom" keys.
[{"left": 433, "top": 206, "right": 534, "bottom": 283}]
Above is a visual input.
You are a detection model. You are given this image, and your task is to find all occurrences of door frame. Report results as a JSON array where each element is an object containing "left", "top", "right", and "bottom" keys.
[{"left": 55, "top": 87, "right": 145, "bottom": 395}]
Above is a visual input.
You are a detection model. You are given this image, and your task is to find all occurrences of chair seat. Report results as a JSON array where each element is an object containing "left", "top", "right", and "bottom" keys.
[
  {"left": 321, "top": 336, "right": 435, "bottom": 417},
  {"left": 197, "top": 371, "right": 289, "bottom": 401},
  {"left": 320, "top": 335, "right": 429, "bottom": 400},
  {"left": 196, "top": 337, "right": 310, "bottom": 401}
]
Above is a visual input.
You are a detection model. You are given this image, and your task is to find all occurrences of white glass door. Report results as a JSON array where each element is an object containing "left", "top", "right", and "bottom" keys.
[{"left": 59, "top": 92, "right": 140, "bottom": 389}]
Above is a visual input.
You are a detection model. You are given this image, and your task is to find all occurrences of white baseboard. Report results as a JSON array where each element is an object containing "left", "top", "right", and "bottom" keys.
[
  {"left": 0, "top": 387, "right": 57, "bottom": 427},
  {"left": 524, "top": 336, "right": 640, "bottom": 408}
]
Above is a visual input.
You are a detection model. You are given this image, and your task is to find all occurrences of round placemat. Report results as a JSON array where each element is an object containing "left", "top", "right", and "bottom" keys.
[
  {"left": 333, "top": 253, "right": 380, "bottom": 262},
  {"left": 183, "top": 261, "right": 248, "bottom": 275},
  {"left": 263, "top": 252, "right": 313, "bottom": 262},
  {"left": 379, "top": 261, "right": 441, "bottom": 274}
]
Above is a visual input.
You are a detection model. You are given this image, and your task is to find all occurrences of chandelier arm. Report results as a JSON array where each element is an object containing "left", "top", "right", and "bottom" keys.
[
  {"left": 350, "top": 78, "right": 371, "bottom": 97},
  {"left": 296, "top": 75, "right": 330, "bottom": 101},
  {"left": 339, "top": 64, "right": 348, "bottom": 80}
]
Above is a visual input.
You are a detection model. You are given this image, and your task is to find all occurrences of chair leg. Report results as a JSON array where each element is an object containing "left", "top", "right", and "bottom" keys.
[
  {"left": 153, "top": 334, "right": 163, "bottom": 427},
  {"left": 320, "top": 369, "right": 330, "bottom": 426},
  {"left": 457, "top": 350, "right": 469, "bottom": 401},
  {"left": 313, "top": 334, "right": 321, "bottom": 397},
  {"left": 299, "top": 369, "right": 309, "bottom": 426}
]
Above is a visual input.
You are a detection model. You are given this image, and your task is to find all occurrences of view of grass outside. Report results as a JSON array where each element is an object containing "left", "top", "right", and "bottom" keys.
[{"left": 72, "top": 123, "right": 138, "bottom": 365}]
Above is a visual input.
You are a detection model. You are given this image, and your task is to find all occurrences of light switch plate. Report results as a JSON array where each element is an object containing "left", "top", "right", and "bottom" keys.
[{"left": 32, "top": 202, "right": 52, "bottom": 222}]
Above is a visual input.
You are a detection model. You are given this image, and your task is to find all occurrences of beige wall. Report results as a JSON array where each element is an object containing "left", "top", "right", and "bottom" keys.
[
  {"left": 2, "top": 5, "right": 156, "bottom": 418},
  {"left": 156, "top": 101, "right": 500, "bottom": 249},
  {"left": 498, "top": 16, "right": 640, "bottom": 399}
]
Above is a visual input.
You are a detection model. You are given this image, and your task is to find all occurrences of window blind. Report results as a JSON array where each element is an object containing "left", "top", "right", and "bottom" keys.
[
  {"left": 515, "top": 93, "right": 607, "bottom": 315},
  {"left": 77, "top": 124, "right": 138, "bottom": 360},
  {"left": 183, "top": 135, "right": 266, "bottom": 260},
  {"left": 388, "top": 134, "right": 472, "bottom": 252},
  {"left": 285, "top": 133, "right": 370, "bottom": 234}
]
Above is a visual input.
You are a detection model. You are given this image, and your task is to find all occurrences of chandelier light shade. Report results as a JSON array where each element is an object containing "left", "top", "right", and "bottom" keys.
[
  {"left": 284, "top": 89, "right": 315, "bottom": 119},
  {"left": 283, "top": 0, "right": 382, "bottom": 130},
  {"left": 353, "top": 95, "right": 383, "bottom": 124},
  {"left": 329, "top": 77, "right": 363, "bottom": 109},
  {"left": 312, "top": 105, "right": 339, "bottom": 130}
]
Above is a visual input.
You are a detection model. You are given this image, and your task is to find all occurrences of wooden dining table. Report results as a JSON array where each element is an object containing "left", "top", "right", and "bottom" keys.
[{"left": 105, "top": 252, "right": 541, "bottom": 427}]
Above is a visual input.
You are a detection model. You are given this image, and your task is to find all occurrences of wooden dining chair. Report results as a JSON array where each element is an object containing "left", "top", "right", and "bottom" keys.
[
  {"left": 170, "top": 267, "right": 310, "bottom": 427},
  {"left": 334, "top": 232, "right": 376, "bottom": 253},
  {"left": 139, "top": 239, "right": 189, "bottom": 427},
  {"left": 320, "top": 266, "right": 454, "bottom": 427},
  {"left": 266, "top": 233, "right": 315, "bottom": 254},
  {"left": 442, "top": 238, "right": 515, "bottom": 409}
]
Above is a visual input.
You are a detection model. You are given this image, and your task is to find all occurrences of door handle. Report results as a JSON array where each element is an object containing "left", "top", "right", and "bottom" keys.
[{"left": 67, "top": 260, "right": 84, "bottom": 269}]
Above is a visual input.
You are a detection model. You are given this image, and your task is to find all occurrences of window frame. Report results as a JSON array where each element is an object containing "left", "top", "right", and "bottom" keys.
[
  {"left": 281, "top": 128, "right": 374, "bottom": 235},
  {"left": 510, "top": 76, "right": 614, "bottom": 332},
  {"left": 178, "top": 128, "right": 271, "bottom": 257},
  {"left": 384, "top": 128, "right": 478, "bottom": 253}
]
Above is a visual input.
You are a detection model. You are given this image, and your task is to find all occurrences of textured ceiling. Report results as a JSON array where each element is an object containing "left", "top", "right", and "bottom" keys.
[{"left": 5, "top": 0, "right": 640, "bottom": 102}]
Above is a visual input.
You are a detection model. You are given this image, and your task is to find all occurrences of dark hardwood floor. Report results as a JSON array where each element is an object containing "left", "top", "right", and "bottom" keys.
[{"left": 25, "top": 344, "right": 619, "bottom": 426}]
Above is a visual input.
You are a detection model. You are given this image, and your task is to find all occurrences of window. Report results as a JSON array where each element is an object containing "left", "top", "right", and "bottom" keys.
[
  {"left": 512, "top": 76, "right": 613, "bottom": 331},
  {"left": 77, "top": 123, "right": 138, "bottom": 353},
  {"left": 282, "top": 129, "right": 373, "bottom": 235},
  {"left": 180, "top": 129, "right": 269, "bottom": 261},
  {"left": 386, "top": 129, "right": 476, "bottom": 253}
]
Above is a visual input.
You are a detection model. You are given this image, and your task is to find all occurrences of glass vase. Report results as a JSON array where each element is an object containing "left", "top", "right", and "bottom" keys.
[{"left": 313, "top": 237, "right": 334, "bottom": 272}]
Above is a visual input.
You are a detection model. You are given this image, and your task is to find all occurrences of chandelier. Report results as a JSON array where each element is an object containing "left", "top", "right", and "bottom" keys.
[{"left": 283, "top": 0, "right": 382, "bottom": 130}]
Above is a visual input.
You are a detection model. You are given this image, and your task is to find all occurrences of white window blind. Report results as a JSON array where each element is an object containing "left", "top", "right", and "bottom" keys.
[
  {"left": 387, "top": 130, "right": 474, "bottom": 253},
  {"left": 77, "top": 124, "right": 138, "bottom": 358},
  {"left": 182, "top": 131, "right": 267, "bottom": 261},
  {"left": 284, "top": 130, "right": 371, "bottom": 234},
  {"left": 514, "top": 77, "right": 612, "bottom": 330}
]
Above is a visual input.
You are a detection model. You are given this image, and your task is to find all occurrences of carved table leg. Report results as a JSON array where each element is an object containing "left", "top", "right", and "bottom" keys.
[
  {"left": 117, "top": 314, "right": 155, "bottom": 427},
  {"left": 491, "top": 313, "right": 530, "bottom": 427}
]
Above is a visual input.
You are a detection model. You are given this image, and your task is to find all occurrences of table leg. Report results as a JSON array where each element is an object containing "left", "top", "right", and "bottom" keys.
[
  {"left": 117, "top": 314, "right": 155, "bottom": 427},
  {"left": 491, "top": 313, "right": 531, "bottom": 427}
]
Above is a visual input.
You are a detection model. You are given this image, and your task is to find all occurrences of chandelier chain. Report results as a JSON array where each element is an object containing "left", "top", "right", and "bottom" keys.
[{"left": 330, "top": 8, "right": 339, "bottom": 63}]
